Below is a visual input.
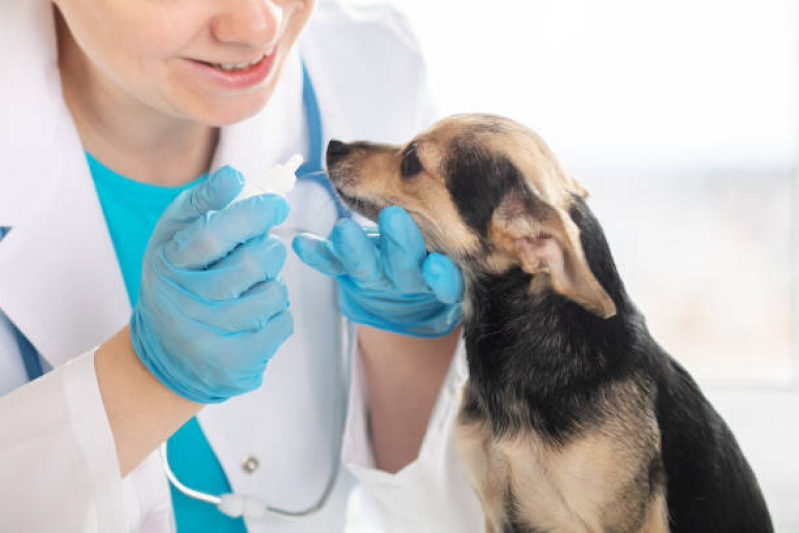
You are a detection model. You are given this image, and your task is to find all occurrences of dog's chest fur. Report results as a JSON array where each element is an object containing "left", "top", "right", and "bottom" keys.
[
  {"left": 449, "top": 198, "right": 772, "bottom": 533},
  {"left": 455, "top": 379, "right": 668, "bottom": 533},
  {"left": 453, "top": 245, "right": 669, "bottom": 532}
]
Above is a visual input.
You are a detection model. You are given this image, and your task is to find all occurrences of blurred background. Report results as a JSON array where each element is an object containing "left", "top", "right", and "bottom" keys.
[{"left": 346, "top": 0, "right": 798, "bottom": 530}]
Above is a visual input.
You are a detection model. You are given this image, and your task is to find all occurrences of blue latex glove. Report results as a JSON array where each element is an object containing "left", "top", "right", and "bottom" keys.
[
  {"left": 292, "top": 206, "right": 463, "bottom": 338},
  {"left": 130, "top": 166, "right": 294, "bottom": 404}
]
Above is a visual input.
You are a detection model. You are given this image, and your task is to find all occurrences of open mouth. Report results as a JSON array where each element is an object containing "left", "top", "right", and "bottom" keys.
[
  {"left": 186, "top": 48, "right": 279, "bottom": 90},
  {"left": 198, "top": 53, "right": 269, "bottom": 72}
]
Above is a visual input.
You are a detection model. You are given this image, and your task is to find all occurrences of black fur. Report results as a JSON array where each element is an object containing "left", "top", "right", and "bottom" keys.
[
  {"left": 451, "top": 146, "right": 773, "bottom": 531},
  {"left": 447, "top": 139, "right": 528, "bottom": 239}
]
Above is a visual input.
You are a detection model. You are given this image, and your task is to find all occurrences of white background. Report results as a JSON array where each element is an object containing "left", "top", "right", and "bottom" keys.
[{"left": 399, "top": 0, "right": 798, "bottom": 382}]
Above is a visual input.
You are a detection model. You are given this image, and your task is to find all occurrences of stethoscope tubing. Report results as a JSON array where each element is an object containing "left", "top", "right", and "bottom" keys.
[{"left": 161, "top": 316, "right": 354, "bottom": 520}]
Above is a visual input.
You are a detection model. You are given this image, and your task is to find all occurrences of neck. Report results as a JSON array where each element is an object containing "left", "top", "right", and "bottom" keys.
[
  {"left": 460, "top": 199, "right": 648, "bottom": 438},
  {"left": 55, "top": 7, "right": 218, "bottom": 186}
]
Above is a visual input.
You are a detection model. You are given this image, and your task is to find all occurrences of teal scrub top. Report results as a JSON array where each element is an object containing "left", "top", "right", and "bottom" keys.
[{"left": 87, "top": 151, "right": 248, "bottom": 533}]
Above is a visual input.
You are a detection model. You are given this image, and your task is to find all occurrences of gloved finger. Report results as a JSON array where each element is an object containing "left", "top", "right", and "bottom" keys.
[
  {"left": 174, "top": 278, "right": 290, "bottom": 333},
  {"left": 422, "top": 252, "right": 464, "bottom": 305},
  {"left": 378, "top": 206, "right": 428, "bottom": 292},
  {"left": 292, "top": 233, "right": 346, "bottom": 277},
  {"left": 215, "top": 279, "right": 290, "bottom": 332},
  {"left": 211, "top": 307, "right": 294, "bottom": 379},
  {"left": 163, "top": 166, "right": 244, "bottom": 223},
  {"left": 329, "top": 219, "right": 382, "bottom": 287},
  {"left": 236, "top": 308, "right": 294, "bottom": 360},
  {"left": 166, "top": 234, "right": 287, "bottom": 301},
  {"left": 165, "top": 194, "right": 290, "bottom": 270}
]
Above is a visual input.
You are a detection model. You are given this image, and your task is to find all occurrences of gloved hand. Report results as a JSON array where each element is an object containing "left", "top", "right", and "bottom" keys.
[
  {"left": 130, "top": 166, "right": 294, "bottom": 404},
  {"left": 292, "top": 206, "right": 463, "bottom": 338}
]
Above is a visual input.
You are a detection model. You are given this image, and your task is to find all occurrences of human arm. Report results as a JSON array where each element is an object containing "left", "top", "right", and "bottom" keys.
[
  {"left": 292, "top": 207, "right": 463, "bottom": 472},
  {"left": 95, "top": 326, "right": 201, "bottom": 477},
  {"left": 100, "top": 165, "right": 293, "bottom": 476},
  {"left": 0, "top": 328, "right": 197, "bottom": 530},
  {"left": 357, "top": 324, "right": 459, "bottom": 473},
  {"left": 0, "top": 167, "right": 294, "bottom": 530}
]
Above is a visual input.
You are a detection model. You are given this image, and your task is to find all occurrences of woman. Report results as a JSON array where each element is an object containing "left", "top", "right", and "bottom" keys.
[{"left": 0, "top": 0, "right": 481, "bottom": 531}]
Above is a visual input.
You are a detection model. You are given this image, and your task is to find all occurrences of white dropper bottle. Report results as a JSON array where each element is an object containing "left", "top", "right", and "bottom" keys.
[{"left": 229, "top": 154, "right": 303, "bottom": 205}]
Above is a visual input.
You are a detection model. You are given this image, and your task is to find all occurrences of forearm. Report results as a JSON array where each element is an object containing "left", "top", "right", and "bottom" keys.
[
  {"left": 95, "top": 326, "right": 202, "bottom": 477},
  {"left": 358, "top": 325, "right": 460, "bottom": 474}
]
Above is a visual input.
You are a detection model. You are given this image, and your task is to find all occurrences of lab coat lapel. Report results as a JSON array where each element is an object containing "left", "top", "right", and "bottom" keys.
[{"left": 0, "top": 1, "right": 129, "bottom": 370}]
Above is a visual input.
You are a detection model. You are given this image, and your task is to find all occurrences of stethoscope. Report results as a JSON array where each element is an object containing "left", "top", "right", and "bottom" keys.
[
  {"left": 18, "top": 61, "right": 352, "bottom": 521},
  {"left": 160, "top": 330, "right": 352, "bottom": 521}
]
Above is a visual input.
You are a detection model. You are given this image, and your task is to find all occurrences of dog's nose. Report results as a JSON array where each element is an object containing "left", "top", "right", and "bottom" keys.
[{"left": 327, "top": 139, "right": 351, "bottom": 163}]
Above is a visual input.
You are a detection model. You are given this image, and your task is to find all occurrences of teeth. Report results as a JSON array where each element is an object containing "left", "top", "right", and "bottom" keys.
[{"left": 212, "top": 55, "right": 265, "bottom": 71}]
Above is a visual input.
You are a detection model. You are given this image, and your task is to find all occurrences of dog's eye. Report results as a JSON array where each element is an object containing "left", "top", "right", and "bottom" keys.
[{"left": 401, "top": 144, "right": 423, "bottom": 178}]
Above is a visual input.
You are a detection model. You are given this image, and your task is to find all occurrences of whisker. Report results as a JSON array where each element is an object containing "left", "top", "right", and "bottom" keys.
[{"left": 299, "top": 170, "right": 328, "bottom": 178}]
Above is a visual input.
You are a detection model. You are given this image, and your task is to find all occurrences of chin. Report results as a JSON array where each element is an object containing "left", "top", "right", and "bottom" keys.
[{"left": 210, "top": 94, "right": 272, "bottom": 126}]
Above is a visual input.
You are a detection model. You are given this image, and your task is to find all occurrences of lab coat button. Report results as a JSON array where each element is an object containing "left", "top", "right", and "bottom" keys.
[{"left": 241, "top": 456, "right": 259, "bottom": 473}]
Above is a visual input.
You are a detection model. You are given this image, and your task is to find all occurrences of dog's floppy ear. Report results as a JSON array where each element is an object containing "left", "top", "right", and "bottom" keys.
[{"left": 493, "top": 192, "right": 616, "bottom": 318}]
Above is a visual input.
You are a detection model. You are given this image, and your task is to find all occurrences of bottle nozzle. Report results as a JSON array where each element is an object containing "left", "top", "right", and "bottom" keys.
[{"left": 228, "top": 154, "right": 303, "bottom": 206}]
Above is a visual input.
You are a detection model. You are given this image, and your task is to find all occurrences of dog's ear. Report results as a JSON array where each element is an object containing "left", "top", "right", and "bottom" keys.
[
  {"left": 566, "top": 173, "right": 589, "bottom": 199},
  {"left": 493, "top": 192, "right": 616, "bottom": 318}
]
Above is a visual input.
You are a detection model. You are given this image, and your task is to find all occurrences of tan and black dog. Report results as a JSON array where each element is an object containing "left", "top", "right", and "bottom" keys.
[{"left": 325, "top": 114, "right": 772, "bottom": 533}]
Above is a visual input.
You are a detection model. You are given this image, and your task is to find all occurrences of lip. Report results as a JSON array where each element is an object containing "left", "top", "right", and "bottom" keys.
[{"left": 185, "top": 47, "right": 278, "bottom": 91}]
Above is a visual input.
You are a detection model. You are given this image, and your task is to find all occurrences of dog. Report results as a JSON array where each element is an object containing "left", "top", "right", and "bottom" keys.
[{"left": 325, "top": 114, "right": 773, "bottom": 533}]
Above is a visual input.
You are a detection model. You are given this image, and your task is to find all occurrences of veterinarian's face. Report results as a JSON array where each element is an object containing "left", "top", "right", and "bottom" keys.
[{"left": 52, "top": 0, "right": 315, "bottom": 126}]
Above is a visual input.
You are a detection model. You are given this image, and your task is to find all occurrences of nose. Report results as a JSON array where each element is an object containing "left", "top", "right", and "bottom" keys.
[
  {"left": 211, "top": 0, "right": 283, "bottom": 49},
  {"left": 326, "top": 140, "right": 351, "bottom": 164}
]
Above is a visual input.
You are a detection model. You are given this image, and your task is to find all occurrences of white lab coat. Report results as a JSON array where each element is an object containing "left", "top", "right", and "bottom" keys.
[{"left": 0, "top": 1, "right": 482, "bottom": 532}]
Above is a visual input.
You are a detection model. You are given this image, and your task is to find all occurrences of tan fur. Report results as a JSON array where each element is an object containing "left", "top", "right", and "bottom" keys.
[
  {"left": 454, "top": 415, "right": 511, "bottom": 532},
  {"left": 433, "top": 115, "right": 581, "bottom": 209},
  {"left": 331, "top": 115, "right": 616, "bottom": 317},
  {"left": 328, "top": 139, "right": 481, "bottom": 260},
  {"left": 488, "top": 204, "right": 617, "bottom": 318},
  {"left": 640, "top": 492, "right": 670, "bottom": 533},
  {"left": 456, "top": 378, "right": 667, "bottom": 533}
]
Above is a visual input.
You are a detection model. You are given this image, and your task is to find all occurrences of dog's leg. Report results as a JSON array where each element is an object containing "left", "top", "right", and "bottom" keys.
[{"left": 455, "top": 402, "right": 511, "bottom": 533}]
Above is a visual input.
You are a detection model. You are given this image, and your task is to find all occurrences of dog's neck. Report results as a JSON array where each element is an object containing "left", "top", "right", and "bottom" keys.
[{"left": 460, "top": 199, "right": 650, "bottom": 439}]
